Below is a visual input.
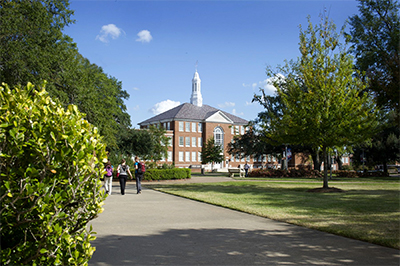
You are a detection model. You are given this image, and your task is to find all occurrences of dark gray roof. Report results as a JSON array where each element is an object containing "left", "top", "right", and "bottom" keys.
[{"left": 138, "top": 103, "right": 248, "bottom": 126}]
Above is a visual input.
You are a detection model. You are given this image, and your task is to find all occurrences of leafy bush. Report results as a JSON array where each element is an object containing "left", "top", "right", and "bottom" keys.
[
  {"left": 249, "top": 168, "right": 322, "bottom": 178},
  {"left": 333, "top": 170, "right": 389, "bottom": 178},
  {"left": 0, "top": 83, "right": 107, "bottom": 265},
  {"left": 332, "top": 170, "right": 359, "bottom": 178},
  {"left": 143, "top": 168, "right": 191, "bottom": 181}
]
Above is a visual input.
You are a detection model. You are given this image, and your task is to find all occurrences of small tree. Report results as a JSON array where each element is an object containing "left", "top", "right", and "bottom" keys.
[
  {"left": 260, "top": 15, "right": 378, "bottom": 189},
  {"left": 201, "top": 137, "right": 224, "bottom": 171},
  {"left": 0, "top": 83, "right": 107, "bottom": 265}
]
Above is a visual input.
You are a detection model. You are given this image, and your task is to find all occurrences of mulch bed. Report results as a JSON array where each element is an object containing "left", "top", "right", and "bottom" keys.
[{"left": 307, "top": 187, "right": 345, "bottom": 193}]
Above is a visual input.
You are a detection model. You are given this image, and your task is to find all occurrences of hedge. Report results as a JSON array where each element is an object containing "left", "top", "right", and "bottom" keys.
[
  {"left": 142, "top": 168, "right": 191, "bottom": 181},
  {"left": 333, "top": 170, "right": 389, "bottom": 178},
  {"left": 249, "top": 168, "right": 322, "bottom": 178}
]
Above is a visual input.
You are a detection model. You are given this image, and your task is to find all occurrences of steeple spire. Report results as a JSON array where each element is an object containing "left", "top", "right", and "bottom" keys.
[{"left": 190, "top": 66, "right": 203, "bottom": 107}]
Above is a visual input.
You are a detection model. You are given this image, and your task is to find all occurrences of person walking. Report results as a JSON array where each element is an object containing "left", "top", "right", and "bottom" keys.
[
  {"left": 134, "top": 157, "right": 145, "bottom": 194},
  {"left": 104, "top": 160, "right": 113, "bottom": 195},
  {"left": 117, "top": 159, "right": 132, "bottom": 195},
  {"left": 244, "top": 162, "right": 250, "bottom": 177}
]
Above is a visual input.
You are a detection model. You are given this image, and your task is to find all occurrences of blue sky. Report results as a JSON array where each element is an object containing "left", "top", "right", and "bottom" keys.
[{"left": 63, "top": 0, "right": 360, "bottom": 128}]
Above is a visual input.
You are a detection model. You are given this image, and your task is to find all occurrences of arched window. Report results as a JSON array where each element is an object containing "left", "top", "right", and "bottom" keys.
[{"left": 214, "top": 127, "right": 224, "bottom": 147}]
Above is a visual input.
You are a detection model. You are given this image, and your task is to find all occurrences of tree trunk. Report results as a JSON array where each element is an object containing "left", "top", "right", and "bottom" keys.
[
  {"left": 312, "top": 149, "right": 321, "bottom": 171},
  {"left": 383, "top": 161, "right": 388, "bottom": 176},
  {"left": 323, "top": 147, "right": 329, "bottom": 189},
  {"left": 336, "top": 154, "right": 343, "bottom": 170}
]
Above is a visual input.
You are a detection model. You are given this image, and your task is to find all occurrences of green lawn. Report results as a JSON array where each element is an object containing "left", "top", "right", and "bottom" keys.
[{"left": 146, "top": 179, "right": 400, "bottom": 249}]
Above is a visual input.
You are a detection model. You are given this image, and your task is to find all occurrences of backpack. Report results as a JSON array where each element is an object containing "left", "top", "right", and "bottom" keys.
[
  {"left": 137, "top": 162, "right": 145, "bottom": 174},
  {"left": 105, "top": 165, "right": 113, "bottom": 177}
]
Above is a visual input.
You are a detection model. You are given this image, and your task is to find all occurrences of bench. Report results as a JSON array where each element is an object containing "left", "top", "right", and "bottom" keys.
[
  {"left": 388, "top": 168, "right": 399, "bottom": 174},
  {"left": 228, "top": 168, "right": 245, "bottom": 178}
]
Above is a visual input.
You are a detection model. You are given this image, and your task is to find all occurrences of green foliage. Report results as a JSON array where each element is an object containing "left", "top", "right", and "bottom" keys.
[
  {"left": 143, "top": 168, "right": 191, "bottom": 181},
  {"left": 259, "top": 15, "right": 378, "bottom": 188},
  {"left": 0, "top": 83, "right": 107, "bottom": 265},
  {"left": 249, "top": 168, "right": 322, "bottom": 178},
  {"left": 348, "top": 0, "right": 400, "bottom": 170},
  {"left": 348, "top": 0, "right": 400, "bottom": 113},
  {"left": 116, "top": 125, "right": 169, "bottom": 161},
  {"left": 201, "top": 137, "right": 224, "bottom": 167},
  {"left": 0, "top": 0, "right": 131, "bottom": 149},
  {"left": 333, "top": 170, "right": 388, "bottom": 178}
]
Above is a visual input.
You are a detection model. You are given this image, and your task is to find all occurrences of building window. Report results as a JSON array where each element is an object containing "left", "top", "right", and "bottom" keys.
[
  {"left": 192, "top": 137, "right": 196, "bottom": 147},
  {"left": 168, "top": 151, "right": 172, "bottom": 162},
  {"left": 179, "top": 122, "right": 184, "bottom": 132},
  {"left": 231, "top": 126, "right": 234, "bottom": 134},
  {"left": 167, "top": 122, "right": 170, "bottom": 130},
  {"left": 179, "top": 152, "right": 184, "bottom": 162},
  {"left": 185, "top": 137, "right": 190, "bottom": 147},
  {"left": 214, "top": 126, "right": 224, "bottom": 148},
  {"left": 192, "top": 152, "right": 196, "bottom": 162},
  {"left": 241, "top": 126, "right": 244, "bottom": 135},
  {"left": 192, "top": 123, "right": 196, "bottom": 132},
  {"left": 235, "top": 126, "right": 239, "bottom": 135},
  {"left": 198, "top": 123, "right": 202, "bottom": 132},
  {"left": 185, "top": 151, "right": 190, "bottom": 162},
  {"left": 179, "top": 137, "right": 184, "bottom": 147},
  {"left": 198, "top": 137, "right": 202, "bottom": 147},
  {"left": 198, "top": 152, "right": 202, "bottom": 162},
  {"left": 186, "top": 122, "right": 190, "bottom": 132}
]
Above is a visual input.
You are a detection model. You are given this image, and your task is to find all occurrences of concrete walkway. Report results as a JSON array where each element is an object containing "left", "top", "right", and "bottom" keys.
[{"left": 89, "top": 177, "right": 400, "bottom": 266}]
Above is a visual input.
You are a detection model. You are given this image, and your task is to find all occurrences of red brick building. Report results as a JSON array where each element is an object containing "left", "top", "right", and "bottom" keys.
[{"left": 139, "top": 70, "right": 253, "bottom": 169}]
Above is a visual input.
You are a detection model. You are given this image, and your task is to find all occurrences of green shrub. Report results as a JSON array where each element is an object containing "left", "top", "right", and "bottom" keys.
[
  {"left": 0, "top": 83, "right": 107, "bottom": 265},
  {"left": 333, "top": 170, "right": 389, "bottom": 178},
  {"left": 143, "top": 168, "right": 191, "bottom": 181},
  {"left": 249, "top": 168, "right": 322, "bottom": 178}
]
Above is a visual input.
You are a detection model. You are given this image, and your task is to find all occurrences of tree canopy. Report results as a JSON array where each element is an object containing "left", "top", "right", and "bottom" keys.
[
  {"left": 348, "top": 0, "right": 400, "bottom": 172},
  {"left": 0, "top": 0, "right": 131, "bottom": 148},
  {"left": 348, "top": 0, "right": 400, "bottom": 113},
  {"left": 257, "top": 15, "right": 378, "bottom": 188}
]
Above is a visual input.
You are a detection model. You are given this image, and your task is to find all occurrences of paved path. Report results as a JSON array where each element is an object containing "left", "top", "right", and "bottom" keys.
[{"left": 89, "top": 177, "right": 399, "bottom": 266}]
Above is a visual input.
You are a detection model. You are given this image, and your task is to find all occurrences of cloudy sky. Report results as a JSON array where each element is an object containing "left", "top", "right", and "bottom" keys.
[{"left": 64, "top": 0, "right": 359, "bottom": 128}]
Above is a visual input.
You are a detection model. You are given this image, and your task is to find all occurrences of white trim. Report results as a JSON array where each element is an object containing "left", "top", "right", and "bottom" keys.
[{"left": 205, "top": 111, "right": 233, "bottom": 124}]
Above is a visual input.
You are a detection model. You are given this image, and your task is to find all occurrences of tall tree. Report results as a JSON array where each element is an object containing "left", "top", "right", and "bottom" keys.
[
  {"left": 348, "top": 0, "right": 400, "bottom": 113},
  {"left": 0, "top": 0, "right": 74, "bottom": 87},
  {"left": 261, "top": 15, "right": 378, "bottom": 189},
  {"left": 0, "top": 0, "right": 131, "bottom": 148},
  {"left": 348, "top": 0, "right": 400, "bottom": 172},
  {"left": 201, "top": 137, "right": 224, "bottom": 171}
]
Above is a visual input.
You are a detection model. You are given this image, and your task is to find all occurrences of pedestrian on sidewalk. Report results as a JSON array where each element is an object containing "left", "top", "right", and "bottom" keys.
[
  {"left": 134, "top": 156, "right": 145, "bottom": 194},
  {"left": 117, "top": 159, "right": 133, "bottom": 195},
  {"left": 103, "top": 160, "right": 113, "bottom": 194},
  {"left": 244, "top": 162, "right": 250, "bottom": 177}
]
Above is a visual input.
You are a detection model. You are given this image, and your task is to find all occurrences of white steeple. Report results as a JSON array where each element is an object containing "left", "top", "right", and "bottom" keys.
[{"left": 190, "top": 69, "right": 203, "bottom": 107}]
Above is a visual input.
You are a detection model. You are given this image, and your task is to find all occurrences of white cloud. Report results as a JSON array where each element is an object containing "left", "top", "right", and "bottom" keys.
[
  {"left": 244, "top": 74, "right": 285, "bottom": 96},
  {"left": 133, "top": 87, "right": 140, "bottom": 91},
  {"left": 150, "top": 100, "right": 180, "bottom": 115},
  {"left": 232, "top": 109, "right": 244, "bottom": 116},
  {"left": 136, "top": 30, "right": 153, "bottom": 43},
  {"left": 218, "top": 102, "right": 235, "bottom": 108},
  {"left": 96, "top": 24, "right": 124, "bottom": 43}
]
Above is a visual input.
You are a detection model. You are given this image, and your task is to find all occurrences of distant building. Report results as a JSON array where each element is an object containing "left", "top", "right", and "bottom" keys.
[{"left": 139, "top": 70, "right": 259, "bottom": 169}]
